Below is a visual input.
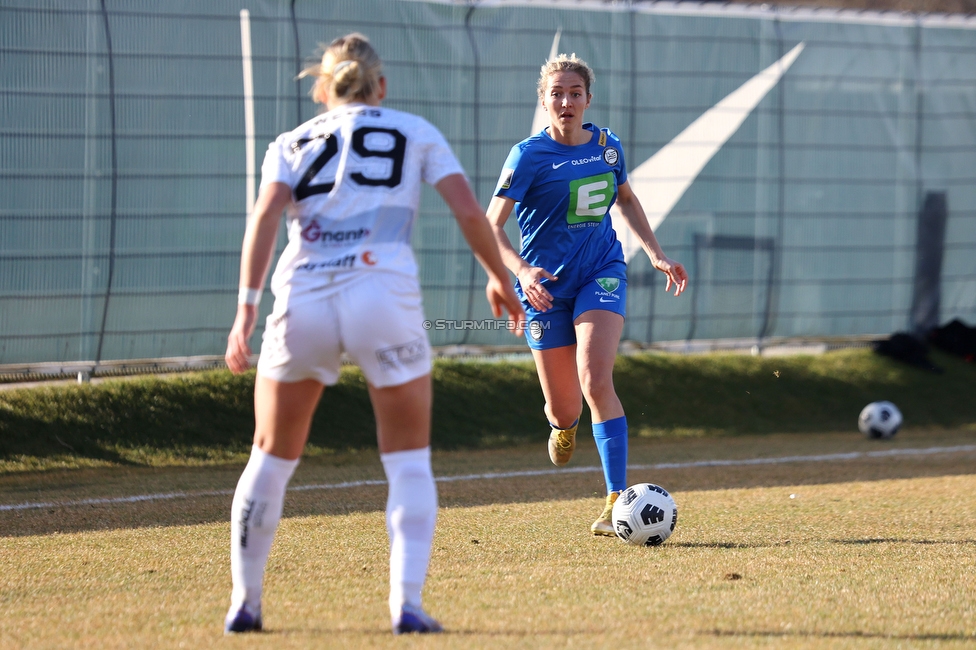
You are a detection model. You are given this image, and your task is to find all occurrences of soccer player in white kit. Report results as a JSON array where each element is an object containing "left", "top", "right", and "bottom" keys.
[{"left": 223, "top": 33, "right": 523, "bottom": 635}]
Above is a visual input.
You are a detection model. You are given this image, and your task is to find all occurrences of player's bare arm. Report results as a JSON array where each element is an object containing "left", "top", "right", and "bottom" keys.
[
  {"left": 436, "top": 174, "right": 525, "bottom": 330},
  {"left": 615, "top": 181, "right": 688, "bottom": 297},
  {"left": 225, "top": 182, "right": 291, "bottom": 374},
  {"left": 486, "top": 194, "right": 558, "bottom": 312}
]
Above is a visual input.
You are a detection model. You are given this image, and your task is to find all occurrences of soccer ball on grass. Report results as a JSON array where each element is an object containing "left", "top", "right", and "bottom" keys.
[
  {"left": 858, "top": 401, "right": 902, "bottom": 439},
  {"left": 612, "top": 483, "right": 678, "bottom": 547}
]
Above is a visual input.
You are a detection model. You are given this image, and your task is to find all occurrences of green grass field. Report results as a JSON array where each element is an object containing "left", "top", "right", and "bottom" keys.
[{"left": 1, "top": 350, "right": 975, "bottom": 648}]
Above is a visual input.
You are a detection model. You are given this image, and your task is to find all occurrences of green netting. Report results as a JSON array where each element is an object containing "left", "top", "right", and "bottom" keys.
[{"left": 1, "top": 0, "right": 974, "bottom": 364}]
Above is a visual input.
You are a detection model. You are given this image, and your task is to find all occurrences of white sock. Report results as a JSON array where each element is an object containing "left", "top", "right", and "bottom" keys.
[
  {"left": 381, "top": 447, "right": 437, "bottom": 620},
  {"left": 229, "top": 445, "right": 299, "bottom": 612}
]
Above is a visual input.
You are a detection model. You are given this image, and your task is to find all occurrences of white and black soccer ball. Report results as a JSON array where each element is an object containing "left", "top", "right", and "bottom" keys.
[
  {"left": 612, "top": 483, "right": 678, "bottom": 547},
  {"left": 858, "top": 401, "right": 902, "bottom": 439}
]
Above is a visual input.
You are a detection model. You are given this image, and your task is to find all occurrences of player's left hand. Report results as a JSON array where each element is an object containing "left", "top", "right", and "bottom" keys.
[{"left": 654, "top": 256, "right": 689, "bottom": 297}]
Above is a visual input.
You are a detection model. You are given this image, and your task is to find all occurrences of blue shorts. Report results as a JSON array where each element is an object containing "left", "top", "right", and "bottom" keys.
[{"left": 523, "top": 275, "right": 627, "bottom": 350}]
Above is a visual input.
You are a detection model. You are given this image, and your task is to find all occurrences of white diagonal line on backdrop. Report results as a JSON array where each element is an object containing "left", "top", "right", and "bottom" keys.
[
  {"left": 529, "top": 29, "right": 562, "bottom": 137},
  {"left": 613, "top": 42, "right": 805, "bottom": 261}
]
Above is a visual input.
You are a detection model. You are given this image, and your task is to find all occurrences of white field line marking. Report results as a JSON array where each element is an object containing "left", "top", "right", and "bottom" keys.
[{"left": 2, "top": 444, "right": 974, "bottom": 513}]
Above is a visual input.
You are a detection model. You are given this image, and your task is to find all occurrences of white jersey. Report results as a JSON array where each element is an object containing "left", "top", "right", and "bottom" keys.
[{"left": 260, "top": 103, "right": 464, "bottom": 303}]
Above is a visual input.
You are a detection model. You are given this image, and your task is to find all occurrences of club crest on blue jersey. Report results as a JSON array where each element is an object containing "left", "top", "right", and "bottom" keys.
[
  {"left": 528, "top": 320, "right": 545, "bottom": 341},
  {"left": 602, "top": 146, "right": 619, "bottom": 166}
]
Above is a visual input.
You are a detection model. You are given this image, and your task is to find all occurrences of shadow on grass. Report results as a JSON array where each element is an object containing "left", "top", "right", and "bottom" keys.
[
  {"left": 707, "top": 629, "right": 976, "bottom": 642},
  {"left": 217, "top": 622, "right": 976, "bottom": 641},
  {"left": 257, "top": 626, "right": 598, "bottom": 637},
  {"left": 832, "top": 537, "right": 976, "bottom": 546},
  {"left": 2, "top": 444, "right": 975, "bottom": 538},
  {"left": 670, "top": 541, "right": 793, "bottom": 549}
]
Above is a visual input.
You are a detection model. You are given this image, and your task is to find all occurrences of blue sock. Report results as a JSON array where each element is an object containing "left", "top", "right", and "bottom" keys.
[{"left": 591, "top": 416, "right": 628, "bottom": 493}]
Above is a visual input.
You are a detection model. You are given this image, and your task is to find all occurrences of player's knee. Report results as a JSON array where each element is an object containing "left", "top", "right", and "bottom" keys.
[
  {"left": 545, "top": 401, "right": 581, "bottom": 429},
  {"left": 579, "top": 371, "right": 616, "bottom": 407}
]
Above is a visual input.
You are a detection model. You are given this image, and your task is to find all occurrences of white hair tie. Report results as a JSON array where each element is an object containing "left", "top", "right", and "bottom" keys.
[{"left": 332, "top": 59, "right": 355, "bottom": 76}]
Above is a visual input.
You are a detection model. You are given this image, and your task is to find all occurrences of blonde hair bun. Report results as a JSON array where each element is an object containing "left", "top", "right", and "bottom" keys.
[{"left": 300, "top": 32, "right": 382, "bottom": 105}]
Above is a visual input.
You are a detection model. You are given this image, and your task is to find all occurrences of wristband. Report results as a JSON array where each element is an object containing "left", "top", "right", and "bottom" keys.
[{"left": 238, "top": 287, "right": 262, "bottom": 305}]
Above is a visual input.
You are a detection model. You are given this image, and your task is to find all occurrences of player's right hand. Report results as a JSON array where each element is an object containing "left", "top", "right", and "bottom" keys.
[
  {"left": 517, "top": 266, "right": 557, "bottom": 312},
  {"left": 485, "top": 276, "right": 526, "bottom": 337},
  {"left": 225, "top": 304, "right": 258, "bottom": 374}
]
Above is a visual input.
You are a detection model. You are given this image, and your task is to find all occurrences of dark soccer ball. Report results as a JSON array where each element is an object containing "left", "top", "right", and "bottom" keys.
[
  {"left": 611, "top": 483, "right": 678, "bottom": 547},
  {"left": 858, "top": 401, "right": 903, "bottom": 439}
]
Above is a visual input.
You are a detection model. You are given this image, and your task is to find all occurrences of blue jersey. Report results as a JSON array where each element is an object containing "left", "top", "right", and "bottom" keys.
[{"left": 494, "top": 123, "right": 627, "bottom": 300}]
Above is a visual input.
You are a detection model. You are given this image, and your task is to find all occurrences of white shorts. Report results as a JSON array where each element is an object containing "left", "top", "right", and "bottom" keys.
[{"left": 256, "top": 271, "right": 431, "bottom": 388}]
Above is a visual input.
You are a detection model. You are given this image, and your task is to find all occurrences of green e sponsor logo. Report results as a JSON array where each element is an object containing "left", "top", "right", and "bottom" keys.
[{"left": 567, "top": 172, "right": 614, "bottom": 225}]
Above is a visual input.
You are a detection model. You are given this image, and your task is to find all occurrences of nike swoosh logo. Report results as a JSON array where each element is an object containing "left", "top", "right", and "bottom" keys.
[
  {"left": 599, "top": 297, "right": 616, "bottom": 303},
  {"left": 552, "top": 161, "right": 569, "bottom": 169},
  {"left": 611, "top": 43, "right": 805, "bottom": 262}
]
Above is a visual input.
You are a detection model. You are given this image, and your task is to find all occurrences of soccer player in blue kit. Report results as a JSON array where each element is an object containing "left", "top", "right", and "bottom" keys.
[{"left": 487, "top": 54, "right": 689, "bottom": 535}]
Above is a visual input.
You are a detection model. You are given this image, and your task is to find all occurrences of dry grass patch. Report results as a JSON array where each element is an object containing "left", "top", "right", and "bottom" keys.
[{"left": 2, "top": 429, "right": 975, "bottom": 648}]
